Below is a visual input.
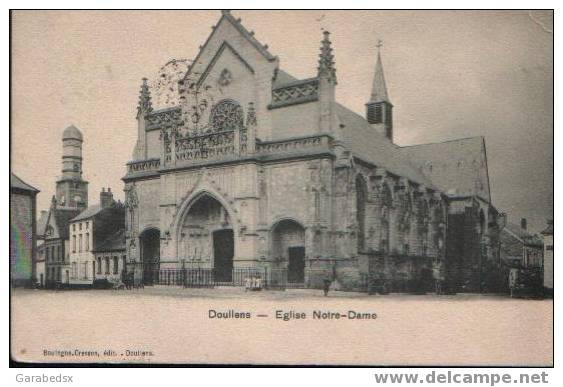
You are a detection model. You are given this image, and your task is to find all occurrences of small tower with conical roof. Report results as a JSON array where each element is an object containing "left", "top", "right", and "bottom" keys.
[
  {"left": 56, "top": 125, "right": 88, "bottom": 209},
  {"left": 366, "top": 40, "right": 393, "bottom": 142},
  {"left": 317, "top": 30, "right": 337, "bottom": 135}
]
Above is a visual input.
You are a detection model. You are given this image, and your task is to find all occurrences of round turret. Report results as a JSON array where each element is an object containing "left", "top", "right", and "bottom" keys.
[{"left": 62, "top": 125, "right": 83, "bottom": 141}]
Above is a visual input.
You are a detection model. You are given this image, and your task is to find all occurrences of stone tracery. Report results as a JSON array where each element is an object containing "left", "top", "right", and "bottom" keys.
[{"left": 209, "top": 99, "right": 244, "bottom": 132}]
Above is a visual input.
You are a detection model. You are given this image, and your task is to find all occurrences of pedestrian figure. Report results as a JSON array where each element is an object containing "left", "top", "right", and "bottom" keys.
[
  {"left": 323, "top": 277, "right": 331, "bottom": 296},
  {"left": 255, "top": 276, "right": 262, "bottom": 291}
]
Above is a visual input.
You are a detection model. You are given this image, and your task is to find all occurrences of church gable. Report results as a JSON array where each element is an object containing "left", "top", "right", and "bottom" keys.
[
  {"left": 176, "top": 11, "right": 279, "bottom": 140},
  {"left": 182, "top": 42, "right": 257, "bottom": 133},
  {"left": 183, "top": 11, "right": 276, "bottom": 86},
  {"left": 197, "top": 42, "right": 255, "bottom": 88}
]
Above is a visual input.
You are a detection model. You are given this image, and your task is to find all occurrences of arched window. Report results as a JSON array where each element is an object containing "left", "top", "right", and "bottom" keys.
[
  {"left": 209, "top": 99, "right": 244, "bottom": 132},
  {"left": 379, "top": 184, "right": 393, "bottom": 254},
  {"left": 356, "top": 175, "right": 368, "bottom": 252}
]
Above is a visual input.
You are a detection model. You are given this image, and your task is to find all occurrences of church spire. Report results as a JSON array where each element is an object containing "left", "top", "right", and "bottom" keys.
[
  {"left": 366, "top": 40, "right": 394, "bottom": 142},
  {"left": 370, "top": 40, "right": 389, "bottom": 103},
  {"left": 317, "top": 31, "right": 337, "bottom": 83},
  {"left": 137, "top": 77, "right": 153, "bottom": 117}
]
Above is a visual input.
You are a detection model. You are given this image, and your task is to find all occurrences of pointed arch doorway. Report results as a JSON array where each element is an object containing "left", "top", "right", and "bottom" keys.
[
  {"left": 272, "top": 219, "right": 306, "bottom": 284},
  {"left": 179, "top": 193, "right": 235, "bottom": 283}
]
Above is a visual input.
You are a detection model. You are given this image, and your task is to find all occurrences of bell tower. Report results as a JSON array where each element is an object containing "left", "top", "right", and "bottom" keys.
[
  {"left": 56, "top": 125, "right": 88, "bottom": 209},
  {"left": 366, "top": 40, "right": 393, "bottom": 142}
]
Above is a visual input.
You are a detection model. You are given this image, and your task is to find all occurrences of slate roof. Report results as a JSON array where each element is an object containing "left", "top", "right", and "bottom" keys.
[
  {"left": 369, "top": 52, "right": 390, "bottom": 103},
  {"left": 335, "top": 103, "right": 436, "bottom": 188},
  {"left": 541, "top": 222, "right": 553, "bottom": 235},
  {"left": 503, "top": 222, "right": 543, "bottom": 247},
  {"left": 272, "top": 69, "right": 298, "bottom": 88},
  {"left": 400, "top": 137, "right": 491, "bottom": 202},
  {"left": 93, "top": 228, "right": 126, "bottom": 252},
  {"left": 70, "top": 204, "right": 102, "bottom": 222},
  {"left": 10, "top": 173, "right": 39, "bottom": 192},
  {"left": 53, "top": 208, "right": 82, "bottom": 240}
]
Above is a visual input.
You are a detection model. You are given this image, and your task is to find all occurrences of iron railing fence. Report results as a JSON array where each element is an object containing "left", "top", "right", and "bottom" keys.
[{"left": 128, "top": 266, "right": 316, "bottom": 289}]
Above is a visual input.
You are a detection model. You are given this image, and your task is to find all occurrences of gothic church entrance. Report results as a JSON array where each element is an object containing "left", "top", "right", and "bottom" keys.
[
  {"left": 179, "top": 193, "right": 234, "bottom": 282},
  {"left": 272, "top": 219, "right": 306, "bottom": 284}
]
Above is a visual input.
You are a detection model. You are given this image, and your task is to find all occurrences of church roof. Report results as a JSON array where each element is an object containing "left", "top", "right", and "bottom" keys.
[
  {"left": 272, "top": 69, "right": 299, "bottom": 88},
  {"left": 370, "top": 51, "right": 390, "bottom": 103},
  {"left": 335, "top": 103, "right": 435, "bottom": 188},
  {"left": 62, "top": 125, "right": 83, "bottom": 141},
  {"left": 10, "top": 173, "right": 39, "bottom": 192},
  {"left": 400, "top": 137, "right": 491, "bottom": 202}
]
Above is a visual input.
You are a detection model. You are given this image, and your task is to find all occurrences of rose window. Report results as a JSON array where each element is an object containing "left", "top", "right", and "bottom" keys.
[{"left": 209, "top": 99, "right": 244, "bottom": 132}]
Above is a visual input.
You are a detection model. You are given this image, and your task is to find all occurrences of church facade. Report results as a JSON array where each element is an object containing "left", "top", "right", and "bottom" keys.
[{"left": 123, "top": 11, "right": 501, "bottom": 292}]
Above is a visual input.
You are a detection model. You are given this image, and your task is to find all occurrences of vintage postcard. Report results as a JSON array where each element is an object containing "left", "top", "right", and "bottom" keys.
[{"left": 10, "top": 9, "right": 553, "bottom": 366}]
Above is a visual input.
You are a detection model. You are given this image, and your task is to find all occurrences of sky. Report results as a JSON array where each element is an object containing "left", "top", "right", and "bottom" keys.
[{"left": 11, "top": 10, "right": 553, "bottom": 233}]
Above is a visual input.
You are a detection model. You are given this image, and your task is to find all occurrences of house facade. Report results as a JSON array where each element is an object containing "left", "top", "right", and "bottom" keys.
[
  {"left": 500, "top": 218, "right": 543, "bottom": 269},
  {"left": 68, "top": 188, "right": 125, "bottom": 286},
  {"left": 92, "top": 229, "right": 127, "bottom": 284},
  {"left": 122, "top": 11, "right": 501, "bottom": 292}
]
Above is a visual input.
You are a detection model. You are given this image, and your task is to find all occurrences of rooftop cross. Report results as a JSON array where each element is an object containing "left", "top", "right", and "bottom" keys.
[{"left": 376, "top": 39, "right": 383, "bottom": 51}]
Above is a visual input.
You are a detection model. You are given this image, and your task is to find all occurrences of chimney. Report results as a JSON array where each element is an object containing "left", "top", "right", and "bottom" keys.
[
  {"left": 100, "top": 187, "right": 114, "bottom": 209},
  {"left": 521, "top": 218, "right": 527, "bottom": 231}
]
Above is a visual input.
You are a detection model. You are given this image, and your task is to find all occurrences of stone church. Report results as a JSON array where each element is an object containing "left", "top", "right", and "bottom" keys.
[{"left": 123, "top": 11, "right": 501, "bottom": 292}]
